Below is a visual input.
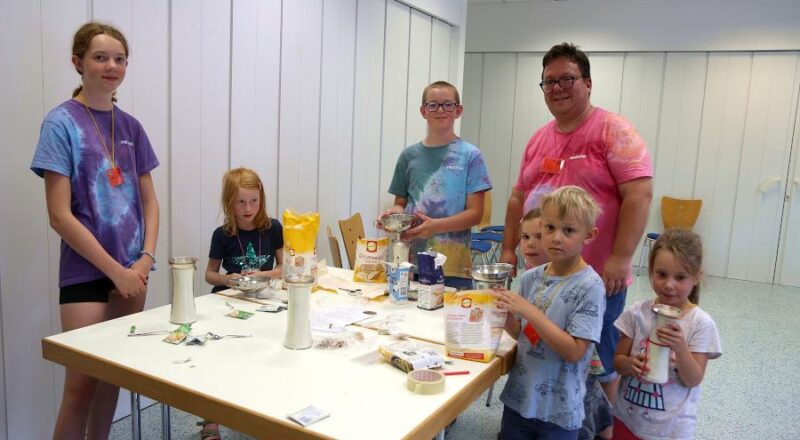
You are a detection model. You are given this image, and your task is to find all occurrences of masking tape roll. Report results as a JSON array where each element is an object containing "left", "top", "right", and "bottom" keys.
[{"left": 406, "top": 369, "right": 445, "bottom": 395}]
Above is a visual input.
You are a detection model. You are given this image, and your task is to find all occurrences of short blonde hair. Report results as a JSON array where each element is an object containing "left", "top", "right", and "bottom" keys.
[
  {"left": 421, "top": 81, "right": 460, "bottom": 105},
  {"left": 221, "top": 168, "right": 270, "bottom": 236},
  {"left": 540, "top": 186, "right": 601, "bottom": 230}
]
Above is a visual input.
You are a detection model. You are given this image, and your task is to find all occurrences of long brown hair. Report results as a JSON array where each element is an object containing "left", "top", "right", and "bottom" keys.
[
  {"left": 71, "top": 22, "right": 129, "bottom": 100},
  {"left": 221, "top": 168, "right": 270, "bottom": 236},
  {"left": 648, "top": 229, "right": 703, "bottom": 304}
]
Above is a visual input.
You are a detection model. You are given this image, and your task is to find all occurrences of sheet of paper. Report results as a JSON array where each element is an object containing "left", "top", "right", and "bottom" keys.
[
  {"left": 310, "top": 305, "right": 371, "bottom": 333},
  {"left": 316, "top": 267, "right": 387, "bottom": 299}
]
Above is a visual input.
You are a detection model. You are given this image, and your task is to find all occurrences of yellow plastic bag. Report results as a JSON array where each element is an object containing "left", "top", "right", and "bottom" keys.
[
  {"left": 283, "top": 209, "right": 320, "bottom": 280},
  {"left": 443, "top": 290, "right": 508, "bottom": 363},
  {"left": 353, "top": 237, "right": 388, "bottom": 283}
]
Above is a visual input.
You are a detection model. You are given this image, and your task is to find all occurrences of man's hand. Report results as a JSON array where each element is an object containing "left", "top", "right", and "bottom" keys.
[{"left": 602, "top": 254, "right": 630, "bottom": 295}]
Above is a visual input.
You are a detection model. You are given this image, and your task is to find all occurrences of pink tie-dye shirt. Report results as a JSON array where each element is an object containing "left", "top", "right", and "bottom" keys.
[{"left": 514, "top": 108, "right": 652, "bottom": 282}]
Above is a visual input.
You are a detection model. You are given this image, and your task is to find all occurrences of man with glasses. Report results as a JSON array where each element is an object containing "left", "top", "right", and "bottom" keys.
[
  {"left": 498, "top": 43, "right": 653, "bottom": 439},
  {"left": 383, "top": 81, "right": 492, "bottom": 289}
]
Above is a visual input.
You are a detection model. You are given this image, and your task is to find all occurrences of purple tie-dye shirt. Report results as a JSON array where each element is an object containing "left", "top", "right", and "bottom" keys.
[{"left": 31, "top": 99, "right": 159, "bottom": 287}]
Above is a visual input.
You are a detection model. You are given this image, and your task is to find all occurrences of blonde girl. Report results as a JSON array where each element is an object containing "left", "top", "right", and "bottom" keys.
[{"left": 612, "top": 229, "right": 721, "bottom": 439}]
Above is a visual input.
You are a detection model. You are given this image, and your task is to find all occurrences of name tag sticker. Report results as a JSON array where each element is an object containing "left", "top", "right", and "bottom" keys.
[{"left": 541, "top": 158, "right": 564, "bottom": 175}]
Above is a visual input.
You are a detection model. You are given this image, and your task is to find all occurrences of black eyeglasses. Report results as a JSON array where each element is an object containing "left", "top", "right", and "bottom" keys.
[
  {"left": 539, "top": 76, "right": 584, "bottom": 92},
  {"left": 423, "top": 101, "right": 459, "bottom": 112}
]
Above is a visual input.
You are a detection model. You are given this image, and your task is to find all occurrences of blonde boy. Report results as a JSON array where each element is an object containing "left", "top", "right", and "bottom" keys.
[
  {"left": 384, "top": 81, "right": 492, "bottom": 288},
  {"left": 494, "top": 186, "right": 606, "bottom": 439}
]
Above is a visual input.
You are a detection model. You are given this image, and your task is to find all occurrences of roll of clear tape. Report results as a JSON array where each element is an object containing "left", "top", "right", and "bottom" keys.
[{"left": 406, "top": 369, "right": 445, "bottom": 395}]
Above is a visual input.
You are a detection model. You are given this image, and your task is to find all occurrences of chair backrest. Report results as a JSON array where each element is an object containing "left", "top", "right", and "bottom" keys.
[
  {"left": 661, "top": 196, "right": 702, "bottom": 230},
  {"left": 326, "top": 225, "right": 343, "bottom": 268},
  {"left": 477, "top": 190, "right": 492, "bottom": 230},
  {"left": 338, "top": 213, "right": 365, "bottom": 269}
]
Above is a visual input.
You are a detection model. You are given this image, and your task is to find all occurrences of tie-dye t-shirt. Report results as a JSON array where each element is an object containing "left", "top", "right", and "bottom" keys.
[
  {"left": 31, "top": 99, "right": 159, "bottom": 287},
  {"left": 388, "top": 139, "right": 492, "bottom": 278},
  {"left": 514, "top": 108, "right": 652, "bottom": 281}
]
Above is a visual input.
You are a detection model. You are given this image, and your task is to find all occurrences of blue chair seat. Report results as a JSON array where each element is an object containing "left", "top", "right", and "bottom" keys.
[
  {"left": 470, "top": 240, "right": 492, "bottom": 253},
  {"left": 472, "top": 231, "right": 503, "bottom": 242},
  {"left": 480, "top": 225, "right": 505, "bottom": 233},
  {"left": 646, "top": 232, "right": 661, "bottom": 241}
]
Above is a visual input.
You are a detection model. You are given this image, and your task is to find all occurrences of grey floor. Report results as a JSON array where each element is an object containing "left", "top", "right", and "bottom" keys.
[{"left": 110, "top": 273, "right": 800, "bottom": 439}]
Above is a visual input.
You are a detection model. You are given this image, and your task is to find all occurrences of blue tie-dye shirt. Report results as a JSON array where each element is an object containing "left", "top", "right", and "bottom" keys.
[
  {"left": 388, "top": 139, "right": 491, "bottom": 278},
  {"left": 31, "top": 99, "right": 159, "bottom": 287}
]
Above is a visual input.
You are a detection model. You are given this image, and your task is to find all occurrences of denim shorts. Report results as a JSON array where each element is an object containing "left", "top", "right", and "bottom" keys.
[
  {"left": 596, "top": 288, "right": 627, "bottom": 382},
  {"left": 500, "top": 406, "right": 578, "bottom": 440}
]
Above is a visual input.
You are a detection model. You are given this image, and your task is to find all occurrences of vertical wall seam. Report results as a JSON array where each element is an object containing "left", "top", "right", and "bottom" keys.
[
  {"left": 316, "top": 0, "right": 326, "bottom": 212},
  {"left": 276, "top": 0, "right": 284, "bottom": 211},
  {"left": 693, "top": 52, "right": 710, "bottom": 198},
  {"left": 402, "top": 7, "right": 412, "bottom": 148},
  {"left": 227, "top": 0, "right": 233, "bottom": 169},
  {"left": 348, "top": 0, "right": 359, "bottom": 215},
  {"left": 377, "top": 0, "right": 388, "bottom": 212},
  {"left": 167, "top": 0, "right": 174, "bottom": 265},
  {"left": 505, "top": 54, "right": 519, "bottom": 192}
]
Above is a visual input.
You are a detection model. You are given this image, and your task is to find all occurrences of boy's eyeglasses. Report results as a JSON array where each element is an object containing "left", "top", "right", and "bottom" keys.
[
  {"left": 423, "top": 101, "right": 459, "bottom": 112},
  {"left": 539, "top": 75, "right": 584, "bottom": 93}
]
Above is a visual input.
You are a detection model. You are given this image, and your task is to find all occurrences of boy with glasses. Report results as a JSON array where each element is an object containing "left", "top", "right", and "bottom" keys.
[{"left": 383, "top": 81, "right": 492, "bottom": 289}]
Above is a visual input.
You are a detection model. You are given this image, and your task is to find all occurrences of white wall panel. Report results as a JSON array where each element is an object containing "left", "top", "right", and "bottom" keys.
[
  {"left": 429, "top": 18, "right": 451, "bottom": 83},
  {"left": 405, "top": 9, "right": 432, "bottom": 146},
  {"left": 727, "top": 53, "right": 799, "bottom": 282},
  {"left": 351, "top": 0, "right": 386, "bottom": 236},
  {"left": 776, "top": 58, "right": 800, "bottom": 286},
  {"left": 478, "top": 54, "right": 517, "bottom": 225},
  {"left": 379, "top": 2, "right": 411, "bottom": 211},
  {"left": 588, "top": 53, "right": 624, "bottom": 114},
  {"left": 231, "top": 0, "right": 282, "bottom": 219},
  {"left": 509, "top": 53, "right": 551, "bottom": 212},
  {"left": 1, "top": 1, "right": 86, "bottom": 437},
  {"left": 689, "top": 53, "right": 752, "bottom": 277},
  {"left": 317, "top": 0, "right": 356, "bottom": 263},
  {"left": 460, "top": 53, "right": 483, "bottom": 149},
  {"left": 652, "top": 53, "right": 707, "bottom": 199},
  {"left": 171, "top": 0, "right": 231, "bottom": 289},
  {"left": 278, "top": 0, "right": 323, "bottom": 214},
  {"left": 638, "top": 53, "right": 708, "bottom": 267}
]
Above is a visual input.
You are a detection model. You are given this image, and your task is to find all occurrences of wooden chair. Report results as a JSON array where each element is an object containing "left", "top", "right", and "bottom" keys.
[
  {"left": 477, "top": 190, "right": 492, "bottom": 230},
  {"left": 338, "top": 213, "right": 365, "bottom": 269},
  {"left": 637, "top": 196, "right": 703, "bottom": 274},
  {"left": 326, "top": 226, "right": 343, "bottom": 269}
]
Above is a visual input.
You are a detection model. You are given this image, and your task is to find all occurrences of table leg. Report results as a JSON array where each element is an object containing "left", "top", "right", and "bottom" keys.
[
  {"left": 130, "top": 391, "right": 142, "bottom": 440},
  {"left": 435, "top": 429, "right": 445, "bottom": 440},
  {"left": 161, "top": 403, "right": 172, "bottom": 440}
]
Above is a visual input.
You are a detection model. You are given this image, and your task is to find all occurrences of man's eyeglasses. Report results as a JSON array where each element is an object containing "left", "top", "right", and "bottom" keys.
[
  {"left": 423, "top": 101, "right": 459, "bottom": 112},
  {"left": 539, "top": 76, "right": 584, "bottom": 93}
]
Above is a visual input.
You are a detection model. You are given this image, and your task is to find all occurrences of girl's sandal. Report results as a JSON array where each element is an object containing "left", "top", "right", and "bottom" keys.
[{"left": 197, "top": 420, "right": 221, "bottom": 440}]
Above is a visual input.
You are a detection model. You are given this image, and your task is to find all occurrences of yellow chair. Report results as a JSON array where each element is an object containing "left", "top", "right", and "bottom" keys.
[
  {"left": 326, "top": 225, "right": 343, "bottom": 269},
  {"left": 637, "top": 196, "right": 702, "bottom": 274},
  {"left": 338, "top": 213, "right": 365, "bottom": 269}
]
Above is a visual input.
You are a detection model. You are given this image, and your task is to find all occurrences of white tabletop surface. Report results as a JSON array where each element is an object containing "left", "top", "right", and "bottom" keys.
[{"left": 43, "top": 288, "right": 515, "bottom": 439}]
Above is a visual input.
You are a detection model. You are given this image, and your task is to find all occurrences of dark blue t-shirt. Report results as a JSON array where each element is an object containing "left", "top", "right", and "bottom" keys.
[{"left": 208, "top": 219, "right": 283, "bottom": 292}]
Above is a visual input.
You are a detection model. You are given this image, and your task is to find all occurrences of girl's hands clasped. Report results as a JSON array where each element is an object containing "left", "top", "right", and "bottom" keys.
[{"left": 110, "top": 266, "right": 148, "bottom": 299}]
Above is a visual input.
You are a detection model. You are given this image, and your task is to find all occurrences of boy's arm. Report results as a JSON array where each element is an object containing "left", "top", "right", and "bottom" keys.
[
  {"left": 493, "top": 288, "right": 591, "bottom": 363},
  {"left": 380, "top": 196, "right": 407, "bottom": 218},
  {"left": 405, "top": 191, "right": 485, "bottom": 239}
]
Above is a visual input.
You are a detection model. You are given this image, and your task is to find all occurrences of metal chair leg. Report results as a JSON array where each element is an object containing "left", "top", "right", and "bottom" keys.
[{"left": 485, "top": 383, "right": 494, "bottom": 407}]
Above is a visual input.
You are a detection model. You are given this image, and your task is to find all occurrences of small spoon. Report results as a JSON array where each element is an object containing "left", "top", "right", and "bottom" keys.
[{"left": 205, "top": 332, "right": 253, "bottom": 340}]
